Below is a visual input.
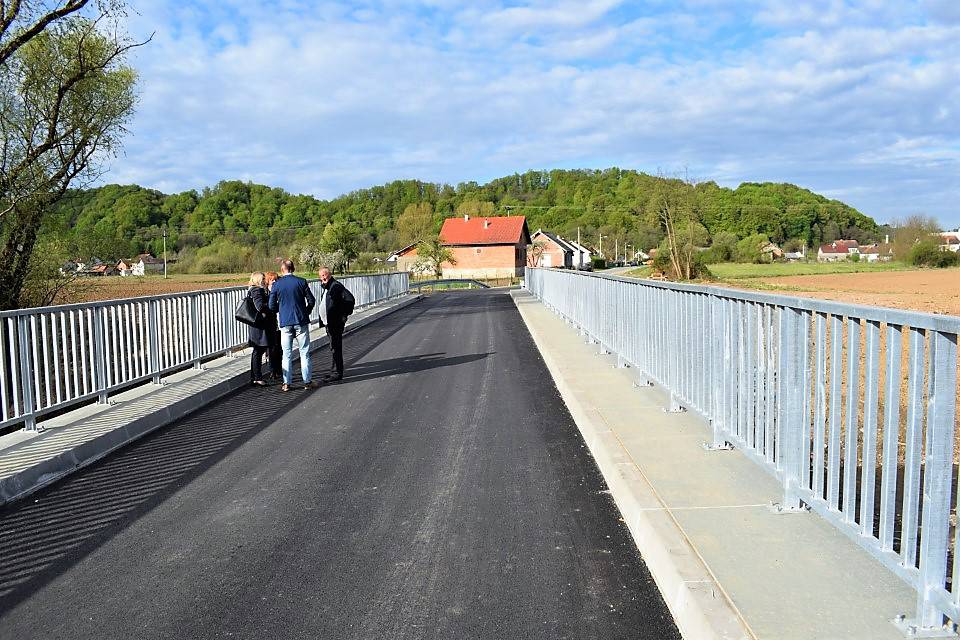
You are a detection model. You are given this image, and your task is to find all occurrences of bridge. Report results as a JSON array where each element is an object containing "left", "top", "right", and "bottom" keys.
[{"left": 0, "top": 269, "right": 958, "bottom": 639}]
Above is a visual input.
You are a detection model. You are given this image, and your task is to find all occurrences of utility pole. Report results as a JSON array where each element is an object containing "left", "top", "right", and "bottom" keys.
[
  {"left": 615, "top": 238, "right": 618, "bottom": 263},
  {"left": 162, "top": 225, "right": 168, "bottom": 279}
]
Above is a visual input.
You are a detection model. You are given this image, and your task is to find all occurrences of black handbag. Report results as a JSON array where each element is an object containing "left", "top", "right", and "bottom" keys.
[{"left": 235, "top": 294, "right": 260, "bottom": 326}]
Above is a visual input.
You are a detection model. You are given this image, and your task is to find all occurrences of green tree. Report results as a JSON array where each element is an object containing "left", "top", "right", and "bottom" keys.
[
  {"left": 321, "top": 221, "right": 360, "bottom": 269},
  {"left": 414, "top": 238, "right": 455, "bottom": 279},
  {"left": 0, "top": 8, "right": 142, "bottom": 309},
  {"left": 711, "top": 231, "right": 738, "bottom": 262},
  {"left": 735, "top": 234, "right": 771, "bottom": 263},
  {"left": 395, "top": 201, "right": 435, "bottom": 246}
]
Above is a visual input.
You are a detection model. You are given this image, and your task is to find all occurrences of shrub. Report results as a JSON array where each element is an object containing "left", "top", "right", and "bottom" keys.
[
  {"left": 734, "top": 233, "right": 770, "bottom": 263},
  {"left": 910, "top": 241, "right": 959, "bottom": 267}
]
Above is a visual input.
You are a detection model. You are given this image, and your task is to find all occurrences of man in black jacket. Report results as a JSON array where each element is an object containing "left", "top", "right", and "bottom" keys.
[{"left": 318, "top": 267, "right": 355, "bottom": 382}]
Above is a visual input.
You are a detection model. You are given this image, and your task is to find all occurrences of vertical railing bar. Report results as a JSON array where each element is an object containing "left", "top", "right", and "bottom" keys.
[
  {"left": 828, "top": 314, "right": 844, "bottom": 510},
  {"left": 51, "top": 311, "right": 63, "bottom": 405},
  {"left": 843, "top": 317, "right": 861, "bottom": 521},
  {"left": 901, "top": 327, "right": 926, "bottom": 569},
  {"left": 860, "top": 320, "right": 881, "bottom": 536},
  {"left": 879, "top": 324, "right": 902, "bottom": 551},
  {"left": 40, "top": 313, "right": 51, "bottom": 409},
  {"left": 797, "top": 311, "right": 812, "bottom": 488},
  {"left": 813, "top": 313, "right": 827, "bottom": 499}
]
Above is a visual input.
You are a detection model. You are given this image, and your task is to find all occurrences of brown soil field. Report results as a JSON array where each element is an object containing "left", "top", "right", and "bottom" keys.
[
  {"left": 739, "top": 269, "right": 960, "bottom": 317},
  {"left": 73, "top": 275, "right": 249, "bottom": 303}
]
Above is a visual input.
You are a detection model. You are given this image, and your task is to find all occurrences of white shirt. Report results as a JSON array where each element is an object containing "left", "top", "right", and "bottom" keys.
[{"left": 319, "top": 288, "right": 328, "bottom": 324}]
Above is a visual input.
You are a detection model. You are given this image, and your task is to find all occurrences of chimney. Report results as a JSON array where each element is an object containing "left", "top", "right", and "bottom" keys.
[
  {"left": 483, "top": 219, "right": 491, "bottom": 229},
  {"left": 463, "top": 214, "right": 470, "bottom": 221}
]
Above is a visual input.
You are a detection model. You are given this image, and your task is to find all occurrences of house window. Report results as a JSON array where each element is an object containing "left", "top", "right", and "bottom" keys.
[{"left": 475, "top": 248, "right": 482, "bottom": 254}]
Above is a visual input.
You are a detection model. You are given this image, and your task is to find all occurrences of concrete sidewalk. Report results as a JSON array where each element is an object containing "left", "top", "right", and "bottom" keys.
[
  {"left": 511, "top": 289, "right": 916, "bottom": 640},
  {"left": 0, "top": 294, "right": 422, "bottom": 506}
]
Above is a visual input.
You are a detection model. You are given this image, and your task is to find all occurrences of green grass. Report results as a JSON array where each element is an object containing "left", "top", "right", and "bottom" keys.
[
  {"left": 708, "top": 261, "right": 913, "bottom": 280},
  {"left": 623, "top": 266, "right": 653, "bottom": 279}
]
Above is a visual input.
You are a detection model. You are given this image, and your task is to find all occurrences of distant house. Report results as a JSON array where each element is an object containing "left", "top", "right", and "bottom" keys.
[
  {"left": 131, "top": 253, "right": 164, "bottom": 276},
  {"left": 784, "top": 246, "right": 806, "bottom": 261},
  {"left": 566, "top": 239, "right": 593, "bottom": 269},
  {"left": 438, "top": 214, "right": 531, "bottom": 279},
  {"left": 59, "top": 260, "right": 80, "bottom": 275},
  {"left": 89, "top": 263, "right": 119, "bottom": 276},
  {"left": 818, "top": 240, "right": 860, "bottom": 262},
  {"left": 938, "top": 232, "right": 960, "bottom": 253},
  {"left": 530, "top": 229, "right": 574, "bottom": 268},
  {"left": 860, "top": 244, "right": 892, "bottom": 262},
  {"left": 761, "top": 242, "right": 784, "bottom": 260},
  {"left": 116, "top": 258, "right": 135, "bottom": 276},
  {"left": 388, "top": 243, "right": 419, "bottom": 273}
]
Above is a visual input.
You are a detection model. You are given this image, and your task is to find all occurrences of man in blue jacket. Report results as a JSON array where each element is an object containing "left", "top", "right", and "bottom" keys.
[{"left": 268, "top": 259, "right": 316, "bottom": 391}]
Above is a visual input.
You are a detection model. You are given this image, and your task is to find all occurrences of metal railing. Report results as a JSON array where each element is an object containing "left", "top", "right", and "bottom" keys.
[
  {"left": 0, "top": 272, "right": 409, "bottom": 433},
  {"left": 525, "top": 266, "right": 960, "bottom": 636}
]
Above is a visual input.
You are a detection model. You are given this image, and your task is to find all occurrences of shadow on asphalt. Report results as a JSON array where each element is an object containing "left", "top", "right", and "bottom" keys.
[
  {"left": 339, "top": 352, "right": 493, "bottom": 384},
  {"left": 0, "top": 296, "right": 435, "bottom": 615}
]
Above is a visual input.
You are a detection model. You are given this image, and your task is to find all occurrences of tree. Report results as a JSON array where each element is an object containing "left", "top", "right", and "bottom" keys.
[
  {"left": 711, "top": 231, "right": 738, "bottom": 262},
  {"left": 653, "top": 175, "right": 709, "bottom": 280},
  {"left": 320, "top": 221, "right": 359, "bottom": 270},
  {"left": 414, "top": 238, "right": 455, "bottom": 279},
  {"left": 395, "top": 201, "right": 435, "bottom": 246},
  {"left": 735, "top": 233, "right": 771, "bottom": 263},
  {"left": 0, "top": 4, "right": 143, "bottom": 309},
  {"left": 892, "top": 214, "right": 940, "bottom": 262},
  {"left": 527, "top": 240, "right": 547, "bottom": 267}
]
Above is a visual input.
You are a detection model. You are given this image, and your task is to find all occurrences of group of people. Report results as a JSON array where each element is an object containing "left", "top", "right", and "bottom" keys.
[{"left": 245, "top": 259, "right": 354, "bottom": 392}]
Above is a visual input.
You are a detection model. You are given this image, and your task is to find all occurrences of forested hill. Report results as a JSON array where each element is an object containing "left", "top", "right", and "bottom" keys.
[{"left": 47, "top": 168, "right": 884, "bottom": 264}]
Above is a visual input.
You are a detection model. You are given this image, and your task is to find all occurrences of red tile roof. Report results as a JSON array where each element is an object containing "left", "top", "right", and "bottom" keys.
[
  {"left": 440, "top": 215, "right": 530, "bottom": 246},
  {"left": 818, "top": 240, "right": 859, "bottom": 254}
]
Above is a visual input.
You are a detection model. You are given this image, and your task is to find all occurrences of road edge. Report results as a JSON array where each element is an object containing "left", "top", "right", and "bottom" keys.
[{"left": 510, "top": 289, "right": 753, "bottom": 640}]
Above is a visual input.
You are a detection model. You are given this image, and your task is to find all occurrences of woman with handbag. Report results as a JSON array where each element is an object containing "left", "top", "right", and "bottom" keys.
[
  {"left": 246, "top": 272, "right": 271, "bottom": 386},
  {"left": 263, "top": 271, "right": 283, "bottom": 381}
]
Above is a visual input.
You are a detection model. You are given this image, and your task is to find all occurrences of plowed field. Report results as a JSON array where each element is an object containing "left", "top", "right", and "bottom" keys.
[{"left": 737, "top": 269, "right": 960, "bottom": 316}]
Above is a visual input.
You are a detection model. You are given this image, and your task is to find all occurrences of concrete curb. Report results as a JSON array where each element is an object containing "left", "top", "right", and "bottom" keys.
[
  {"left": 0, "top": 294, "right": 423, "bottom": 507},
  {"left": 510, "top": 290, "right": 754, "bottom": 640}
]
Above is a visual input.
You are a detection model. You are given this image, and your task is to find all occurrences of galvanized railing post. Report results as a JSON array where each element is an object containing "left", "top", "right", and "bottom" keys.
[
  {"left": 148, "top": 299, "right": 161, "bottom": 384},
  {"left": 903, "top": 331, "right": 958, "bottom": 635},
  {"left": 16, "top": 315, "right": 36, "bottom": 430},
  {"left": 190, "top": 295, "right": 202, "bottom": 369},
  {"left": 92, "top": 306, "right": 109, "bottom": 405},
  {"left": 774, "top": 306, "right": 804, "bottom": 511}
]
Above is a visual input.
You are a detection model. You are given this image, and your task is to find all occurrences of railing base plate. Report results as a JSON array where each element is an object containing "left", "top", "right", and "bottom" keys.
[
  {"left": 702, "top": 441, "right": 735, "bottom": 451},
  {"left": 768, "top": 501, "right": 810, "bottom": 514},
  {"left": 893, "top": 615, "right": 958, "bottom": 638}
]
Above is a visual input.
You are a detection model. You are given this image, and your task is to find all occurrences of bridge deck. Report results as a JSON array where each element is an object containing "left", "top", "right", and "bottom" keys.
[{"left": 0, "top": 290, "right": 679, "bottom": 639}]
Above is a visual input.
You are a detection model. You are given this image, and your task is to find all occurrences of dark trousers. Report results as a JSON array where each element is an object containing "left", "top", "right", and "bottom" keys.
[
  {"left": 268, "top": 332, "right": 282, "bottom": 376},
  {"left": 326, "top": 321, "right": 345, "bottom": 377},
  {"left": 250, "top": 345, "right": 269, "bottom": 381}
]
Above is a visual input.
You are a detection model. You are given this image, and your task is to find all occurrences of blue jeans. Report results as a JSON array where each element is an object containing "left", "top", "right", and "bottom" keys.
[{"left": 280, "top": 324, "right": 311, "bottom": 385}]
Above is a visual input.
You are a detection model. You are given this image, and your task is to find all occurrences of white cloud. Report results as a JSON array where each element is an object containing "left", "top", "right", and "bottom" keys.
[{"left": 106, "top": 1, "right": 960, "bottom": 228}]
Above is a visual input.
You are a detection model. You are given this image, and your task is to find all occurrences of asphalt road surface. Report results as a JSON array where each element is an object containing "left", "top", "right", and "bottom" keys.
[{"left": 0, "top": 290, "right": 680, "bottom": 640}]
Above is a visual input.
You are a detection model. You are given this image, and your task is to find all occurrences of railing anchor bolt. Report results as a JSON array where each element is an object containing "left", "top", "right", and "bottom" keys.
[
  {"left": 702, "top": 441, "right": 734, "bottom": 451},
  {"left": 768, "top": 501, "right": 810, "bottom": 514}
]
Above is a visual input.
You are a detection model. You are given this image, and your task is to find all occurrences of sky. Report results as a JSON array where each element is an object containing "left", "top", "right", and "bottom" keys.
[{"left": 110, "top": 0, "right": 960, "bottom": 228}]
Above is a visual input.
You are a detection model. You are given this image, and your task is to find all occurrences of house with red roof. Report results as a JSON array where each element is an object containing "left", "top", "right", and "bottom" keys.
[
  {"left": 438, "top": 214, "right": 531, "bottom": 278},
  {"left": 817, "top": 240, "right": 860, "bottom": 262}
]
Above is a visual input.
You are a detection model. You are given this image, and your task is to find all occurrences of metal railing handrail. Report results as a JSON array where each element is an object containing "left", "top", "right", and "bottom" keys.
[
  {"left": 0, "top": 272, "right": 410, "bottom": 433},
  {"left": 591, "top": 272, "right": 960, "bottom": 333},
  {"left": 525, "top": 266, "right": 960, "bottom": 636}
]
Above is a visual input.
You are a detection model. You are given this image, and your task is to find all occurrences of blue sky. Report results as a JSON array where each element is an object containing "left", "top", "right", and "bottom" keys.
[{"left": 112, "top": 0, "right": 960, "bottom": 228}]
